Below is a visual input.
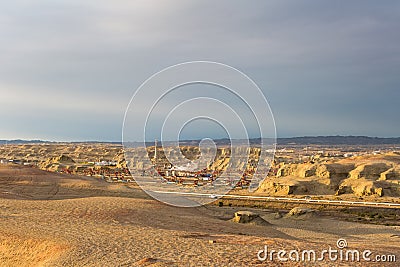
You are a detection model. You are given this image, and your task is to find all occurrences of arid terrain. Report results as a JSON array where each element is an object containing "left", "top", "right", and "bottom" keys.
[
  {"left": 1, "top": 143, "right": 399, "bottom": 200},
  {"left": 0, "top": 163, "right": 399, "bottom": 266},
  {"left": 0, "top": 143, "right": 400, "bottom": 266},
  {"left": 258, "top": 151, "right": 400, "bottom": 200}
]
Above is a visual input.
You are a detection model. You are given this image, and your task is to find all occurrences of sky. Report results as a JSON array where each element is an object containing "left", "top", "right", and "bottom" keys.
[{"left": 0, "top": 0, "right": 399, "bottom": 141}]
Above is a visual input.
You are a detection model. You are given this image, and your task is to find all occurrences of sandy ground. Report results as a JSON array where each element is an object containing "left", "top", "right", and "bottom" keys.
[{"left": 0, "top": 165, "right": 399, "bottom": 266}]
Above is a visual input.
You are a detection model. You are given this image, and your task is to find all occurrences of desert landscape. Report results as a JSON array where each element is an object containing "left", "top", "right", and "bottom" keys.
[
  {"left": 0, "top": 141, "right": 399, "bottom": 266},
  {"left": 1, "top": 141, "right": 400, "bottom": 200},
  {"left": 2, "top": 1, "right": 399, "bottom": 266}
]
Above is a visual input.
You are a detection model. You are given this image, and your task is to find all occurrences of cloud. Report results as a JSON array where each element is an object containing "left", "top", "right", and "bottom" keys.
[{"left": 0, "top": 0, "right": 399, "bottom": 140}]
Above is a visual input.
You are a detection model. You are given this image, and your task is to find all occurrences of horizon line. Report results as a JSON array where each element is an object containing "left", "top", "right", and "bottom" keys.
[{"left": 1, "top": 135, "right": 400, "bottom": 144}]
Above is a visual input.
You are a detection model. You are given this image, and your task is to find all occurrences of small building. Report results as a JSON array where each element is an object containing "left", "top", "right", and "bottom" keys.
[{"left": 9, "top": 159, "right": 23, "bottom": 165}]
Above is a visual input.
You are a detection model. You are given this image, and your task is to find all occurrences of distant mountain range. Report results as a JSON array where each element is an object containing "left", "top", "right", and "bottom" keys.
[
  {"left": 1, "top": 136, "right": 400, "bottom": 146},
  {"left": 276, "top": 136, "right": 400, "bottom": 145},
  {"left": 0, "top": 140, "right": 120, "bottom": 145},
  {"left": 0, "top": 139, "right": 49, "bottom": 145}
]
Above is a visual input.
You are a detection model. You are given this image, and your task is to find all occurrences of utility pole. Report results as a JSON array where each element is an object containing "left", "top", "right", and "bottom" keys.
[{"left": 154, "top": 139, "right": 157, "bottom": 163}]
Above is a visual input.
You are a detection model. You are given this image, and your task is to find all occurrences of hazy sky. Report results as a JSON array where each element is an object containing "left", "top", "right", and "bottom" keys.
[{"left": 0, "top": 1, "right": 399, "bottom": 141}]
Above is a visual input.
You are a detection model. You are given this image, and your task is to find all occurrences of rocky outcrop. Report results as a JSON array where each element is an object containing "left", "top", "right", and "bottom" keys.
[
  {"left": 38, "top": 155, "right": 76, "bottom": 172},
  {"left": 379, "top": 168, "right": 398, "bottom": 180},
  {"left": 231, "top": 211, "right": 271, "bottom": 226},
  {"left": 336, "top": 183, "right": 384, "bottom": 197},
  {"left": 276, "top": 163, "right": 354, "bottom": 181},
  {"left": 315, "top": 164, "right": 354, "bottom": 179},
  {"left": 276, "top": 163, "right": 316, "bottom": 178},
  {"left": 285, "top": 207, "right": 316, "bottom": 219},
  {"left": 332, "top": 163, "right": 395, "bottom": 197},
  {"left": 348, "top": 163, "right": 390, "bottom": 180},
  {"left": 262, "top": 161, "right": 399, "bottom": 197},
  {"left": 257, "top": 181, "right": 296, "bottom": 195}
]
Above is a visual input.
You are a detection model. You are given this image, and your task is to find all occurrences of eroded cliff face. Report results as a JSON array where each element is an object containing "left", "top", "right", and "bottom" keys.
[
  {"left": 257, "top": 154, "right": 400, "bottom": 197},
  {"left": 37, "top": 155, "right": 76, "bottom": 172}
]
